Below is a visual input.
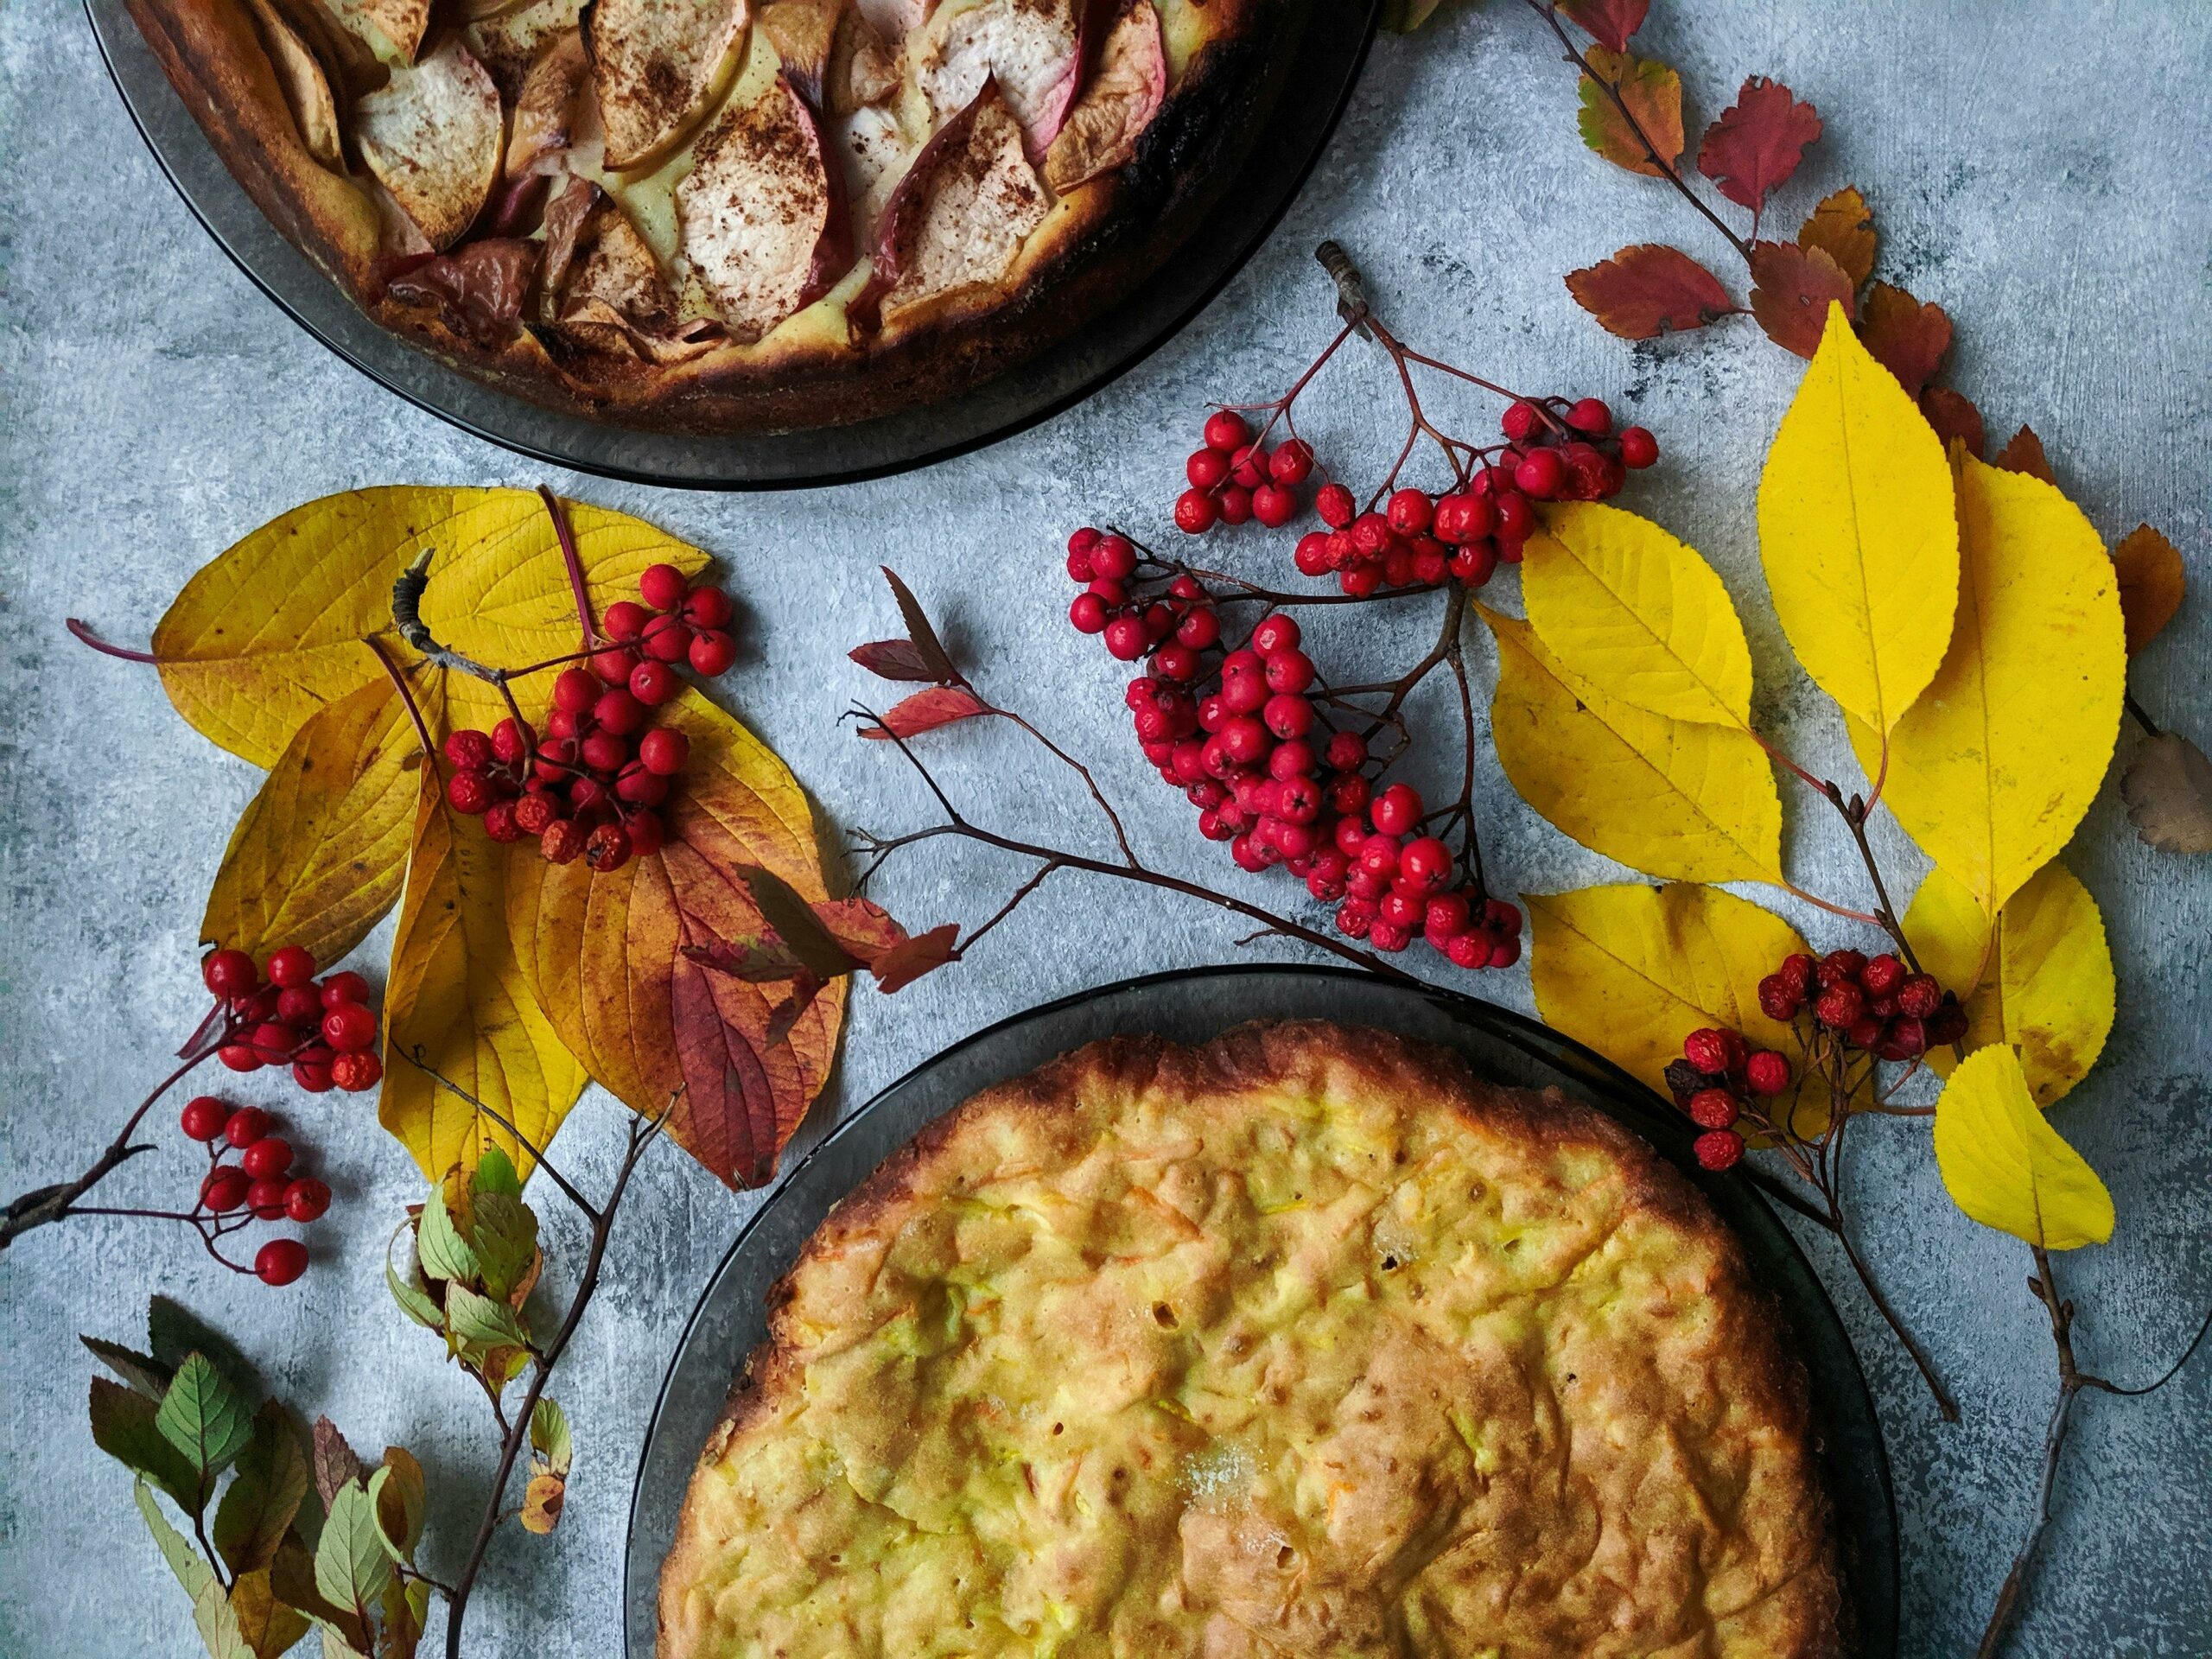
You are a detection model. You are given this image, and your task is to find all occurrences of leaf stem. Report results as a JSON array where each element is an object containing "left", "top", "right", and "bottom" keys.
[{"left": 66, "top": 618, "right": 162, "bottom": 663}]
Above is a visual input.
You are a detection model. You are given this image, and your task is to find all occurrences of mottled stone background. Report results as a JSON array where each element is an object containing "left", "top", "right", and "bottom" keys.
[{"left": 3, "top": 1, "right": 2208, "bottom": 1652}]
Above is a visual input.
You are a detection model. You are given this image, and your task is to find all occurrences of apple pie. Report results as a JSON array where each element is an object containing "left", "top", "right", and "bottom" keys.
[
  {"left": 124, "top": 0, "right": 1288, "bottom": 430},
  {"left": 658, "top": 1020, "right": 1846, "bottom": 1656}
]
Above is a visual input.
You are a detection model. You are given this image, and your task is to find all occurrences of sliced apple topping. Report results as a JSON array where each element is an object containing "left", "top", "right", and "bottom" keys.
[
  {"left": 354, "top": 40, "right": 506, "bottom": 248},
  {"left": 556, "top": 198, "right": 725, "bottom": 360},
  {"left": 584, "top": 0, "right": 753, "bottom": 170},
  {"left": 836, "top": 103, "right": 913, "bottom": 233},
  {"left": 852, "top": 0, "right": 928, "bottom": 48},
  {"left": 243, "top": 0, "right": 346, "bottom": 166},
  {"left": 1042, "top": 0, "right": 1162, "bottom": 193},
  {"left": 325, "top": 0, "right": 432, "bottom": 62},
  {"left": 508, "top": 28, "right": 591, "bottom": 177},
  {"left": 868, "top": 78, "right": 1047, "bottom": 327},
  {"left": 676, "top": 73, "right": 854, "bottom": 341},
  {"left": 914, "top": 0, "right": 1080, "bottom": 151},
  {"left": 467, "top": 0, "right": 586, "bottom": 95}
]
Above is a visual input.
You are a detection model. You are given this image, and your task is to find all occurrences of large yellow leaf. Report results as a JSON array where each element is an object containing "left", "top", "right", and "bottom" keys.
[
  {"left": 1521, "top": 501, "right": 1755, "bottom": 727},
  {"left": 505, "top": 690, "right": 844, "bottom": 1187},
  {"left": 1527, "top": 883, "right": 1807, "bottom": 1096},
  {"left": 379, "top": 770, "right": 588, "bottom": 1182},
  {"left": 155, "top": 489, "right": 706, "bottom": 766},
  {"left": 1851, "top": 453, "right": 2126, "bottom": 917},
  {"left": 1484, "top": 607, "right": 1783, "bottom": 884},
  {"left": 200, "top": 676, "right": 429, "bottom": 971},
  {"left": 1758, "top": 300, "right": 1958, "bottom": 735},
  {"left": 1903, "top": 861, "right": 2115, "bottom": 1105},
  {"left": 1933, "top": 1045, "right": 2113, "bottom": 1250}
]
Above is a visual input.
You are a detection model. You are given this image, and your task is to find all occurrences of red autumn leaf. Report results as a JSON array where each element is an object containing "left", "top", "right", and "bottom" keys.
[
  {"left": 1696, "top": 78, "right": 1822, "bottom": 212},
  {"left": 1920, "top": 387, "right": 1986, "bottom": 458},
  {"left": 1746, "top": 241, "right": 1855, "bottom": 358},
  {"left": 761, "top": 970, "right": 830, "bottom": 1050},
  {"left": 1564, "top": 244, "right": 1738, "bottom": 339},
  {"left": 1856, "top": 281, "right": 1952, "bottom": 397},
  {"left": 869, "top": 924, "right": 961, "bottom": 993},
  {"left": 1556, "top": 0, "right": 1648, "bottom": 52},
  {"left": 1575, "top": 49, "right": 1683, "bottom": 177},
  {"left": 877, "top": 567, "right": 960, "bottom": 683},
  {"left": 680, "top": 936, "right": 816, "bottom": 983},
  {"left": 849, "top": 639, "right": 944, "bottom": 683},
  {"left": 859, "top": 686, "right": 991, "bottom": 739},
  {"left": 1993, "top": 424, "right": 2056, "bottom": 486},
  {"left": 1797, "top": 187, "right": 1876, "bottom": 289},
  {"left": 814, "top": 894, "right": 910, "bottom": 959},
  {"left": 2112, "top": 524, "right": 2186, "bottom": 654}
]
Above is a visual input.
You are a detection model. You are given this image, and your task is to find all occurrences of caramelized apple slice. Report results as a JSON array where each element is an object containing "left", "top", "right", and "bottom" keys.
[
  {"left": 1042, "top": 0, "right": 1162, "bottom": 193},
  {"left": 327, "top": 0, "right": 432, "bottom": 61},
  {"left": 914, "top": 0, "right": 1080, "bottom": 151},
  {"left": 242, "top": 0, "right": 345, "bottom": 166},
  {"left": 584, "top": 0, "right": 752, "bottom": 170},
  {"left": 467, "top": 0, "right": 585, "bottom": 95},
  {"left": 354, "top": 40, "right": 505, "bottom": 248},
  {"left": 677, "top": 73, "right": 854, "bottom": 341},
  {"left": 507, "top": 28, "right": 590, "bottom": 177}
]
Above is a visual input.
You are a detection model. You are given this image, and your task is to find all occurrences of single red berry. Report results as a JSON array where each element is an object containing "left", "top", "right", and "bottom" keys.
[
  {"left": 570, "top": 776, "right": 611, "bottom": 813},
  {"left": 1089, "top": 535, "right": 1136, "bottom": 582},
  {"left": 1681, "top": 1027, "right": 1732, "bottom": 1077},
  {"left": 683, "top": 585, "right": 734, "bottom": 630},
  {"left": 267, "top": 986, "right": 317, "bottom": 1029},
  {"left": 584, "top": 823, "right": 632, "bottom": 873},
  {"left": 283, "top": 1178, "right": 332, "bottom": 1223},
  {"left": 1818, "top": 949, "right": 1869, "bottom": 988},
  {"left": 1688, "top": 1088, "right": 1738, "bottom": 1130},
  {"left": 1252, "top": 484, "right": 1297, "bottom": 528},
  {"left": 1440, "top": 931, "right": 1485, "bottom": 970},
  {"left": 1777, "top": 952, "right": 1816, "bottom": 997},
  {"left": 616, "top": 761, "right": 672, "bottom": 807},
  {"left": 330, "top": 1051, "right": 383, "bottom": 1092},
  {"left": 1269, "top": 440, "right": 1314, "bottom": 485},
  {"left": 1501, "top": 400, "right": 1541, "bottom": 442},
  {"left": 639, "top": 563, "right": 689, "bottom": 611},
  {"left": 580, "top": 729, "right": 630, "bottom": 774},
  {"left": 1150, "top": 642, "right": 1200, "bottom": 683},
  {"left": 554, "top": 668, "right": 601, "bottom": 715},
  {"left": 255, "top": 1238, "right": 308, "bottom": 1287},
  {"left": 1397, "top": 836, "right": 1452, "bottom": 894},
  {"left": 1694, "top": 1129, "right": 1744, "bottom": 1172},
  {"left": 446, "top": 770, "right": 493, "bottom": 816},
  {"left": 641, "top": 615, "right": 693, "bottom": 665},
  {"left": 1564, "top": 397, "right": 1613, "bottom": 437},
  {"left": 180, "top": 1096, "right": 232, "bottom": 1141},
  {"left": 1203, "top": 410, "right": 1251, "bottom": 452},
  {"left": 318, "top": 972, "right": 370, "bottom": 1008},
  {"left": 602, "top": 600, "right": 651, "bottom": 640},
  {"left": 249, "top": 1021, "right": 300, "bottom": 1064},
  {"left": 1103, "top": 615, "right": 1148, "bottom": 661},
  {"left": 625, "top": 810, "right": 666, "bottom": 859},
  {"left": 243, "top": 1175, "right": 289, "bottom": 1219},
  {"left": 202, "top": 949, "right": 257, "bottom": 998},
  {"left": 1174, "top": 488, "right": 1219, "bottom": 534},
  {"left": 483, "top": 799, "right": 523, "bottom": 843},
  {"left": 1385, "top": 488, "right": 1433, "bottom": 537},
  {"left": 203, "top": 1166, "right": 252, "bottom": 1213},
  {"left": 1860, "top": 954, "right": 1905, "bottom": 998},
  {"left": 1745, "top": 1051, "right": 1792, "bottom": 1097},
  {"left": 1618, "top": 426, "right": 1659, "bottom": 469},
  {"left": 1423, "top": 891, "right": 1471, "bottom": 940},
  {"left": 1369, "top": 920, "right": 1412, "bottom": 954},
  {"left": 292, "top": 1054, "right": 334, "bottom": 1093},
  {"left": 1228, "top": 444, "right": 1269, "bottom": 490},
  {"left": 1069, "top": 593, "right": 1109, "bottom": 633},
  {"left": 1187, "top": 448, "right": 1230, "bottom": 490},
  {"left": 1176, "top": 608, "right": 1221, "bottom": 651},
  {"left": 321, "top": 1001, "right": 378, "bottom": 1054},
  {"left": 513, "top": 791, "right": 557, "bottom": 836},
  {"left": 218, "top": 1045, "right": 263, "bottom": 1073},
  {"left": 491, "top": 719, "right": 530, "bottom": 765},
  {"left": 1262, "top": 694, "right": 1313, "bottom": 741},
  {"left": 1323, "top": 732, "right": 1365, "bottom": 772},
  {"left": 588, "top": 687, "right": 643, "bottom": 738},
  {"left": 1492, "top": 491, "right": 1535, "bottom": 541},
  {"left": 688, "top": 630, "right": 737, "bottom": 676},
  {"left": 437, "top": 725, "right": 489, "bottom": 772},
  {"left": 1514, "top": 448, "right": 1567, "bottom": 500},
  {"left": 1314, "top": 482, "right": 1355, "bottom": 529},
  {"left": 1897, "top": 974, "right": 1943, "bottom": 1019},
  {"left": 1217, "top": 486, "right": 1253, "bottom": 525},
  {"left": 1356, "top": 835, "right": 1401, "bottom": 883},
  {"left": 1815, "top": 983, "right": 1865, "bottom": 1030},
  {"left": 1927, "top": 999, "right": 1968, "bottom": 1046},
  {"left": 1757, "top": 974, "right": 1801, "bottom": 1022},
  {"left": 1886, "top": 1016, "right": 1929, "bottom": 1058},
  {"left": 1370, "top": 783, "right": 1423, "bottom": 837},
  {"left": 593, "top": 643, "right": 642, "bottom": 683}
]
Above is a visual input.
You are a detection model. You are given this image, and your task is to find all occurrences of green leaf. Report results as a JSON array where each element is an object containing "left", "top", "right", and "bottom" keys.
[
  {"left": 468, "top": 1192, "right": 540, "bottom": 1304},
  {"left": 529, "top": 1397, "right": 573, "bottom": 1480},
  {"left": 471, "top": 1147, "right": 522, "bottom": 1200},
  {"left": 137, "top": 1478, "right": 217, "bottom": 1600},
  {"left": 157, "top": 1354, "right": 257, "bottom": 1483},
  {"left": 414, "top": 1188, "right": 480, "bottom": 1286},
  {"left": 149, "top": 1300, "right": 258, "bottom": 1399},
  {"left": 82, "top": 1334, "right": 174, "bottom": 1400},
  {"left": 374, "top": 1448, "right": 427, "bottom": 1561},
  {"left": 444, "top": 1285, "right": 531, "bottom": 1358},
  {"left": 92, "top": 1377, "right": 203, "bottom": 1511},
  {"left": 314, "top": 1479, "right": 393, "bottom": 1622},
  {"left": 214, "top": 1403, "right": 311, "bottom": 1575},
  {"left": 191, "top": 1572, "right": 257, "bottom": 1659},
  {"left": 385, "top": 1225, "right": 446, "bottom": 1331}
]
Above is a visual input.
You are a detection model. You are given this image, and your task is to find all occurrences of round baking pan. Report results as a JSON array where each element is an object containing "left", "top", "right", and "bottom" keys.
[
  {"left": 84, "top": 0, "right": 1379, "bottom": 490},
  {"left": 622, "top": 963, "right": 1899, "bottom": 1656}
]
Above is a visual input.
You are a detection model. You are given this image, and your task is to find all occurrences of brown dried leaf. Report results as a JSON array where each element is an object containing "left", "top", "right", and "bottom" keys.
[
  {"left": 1797, "top": 187, "right": 1875, "bottom": 289},
  {"left": 1921, "top": 387, "right": 1986, "bottom": 458},
  {"left": 1557, "top": 0, "right": 1648, "bottom": 52},
  {"left": 312, "top": 1417, "right": 364, "bottom": 1511},
  {"left": 1856, "top": 281, "right": 1952, "bottom": 397},
  {"left": 1563, "top": 244, "right": 1738, "bottom": 339},
  {"left": 2113, "top": 524, "right": 2186, "bottom": 653},
  {"left": 1576, "top": 48, "right": 1683, "bottom": 178},
  {"left": 878, "top": 567, "right": 958, "bottom": 684},
  {"left": 1994, "top": 424, "right": 2056, "bottom": 486},
  {"left": 870, "top": 923, "right": 961, "bottom": 992},
  {"left": 859, "top": 687, "right": 992, "bottom": 739},
  {"left": 2122, "top": 732, "right": 2212, "bottom": 854},
  {"left": 1696, "top": 77, "right": 1821, "bottom": 212},
  {"left": 849, "top": 639, "right": 942, "bottom": 682},
  {"left": 1747, "top": 241, "right": 1855, "bottom": 358}
]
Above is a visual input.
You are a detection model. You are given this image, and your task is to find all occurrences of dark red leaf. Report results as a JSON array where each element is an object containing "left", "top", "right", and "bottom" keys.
[
  {"left": 1556, "top": 0, "right": 1648, "bottom": 53},
  {"left": 869, "top": 924, "right": 961, "bottom": 993},
  {"left": 1563, "top": 244, "right": 1738, "bottom": 339},
  {"left": 849, "top": 639, "right": 943, "bottom": 683},
  {"left": 878, "top": 568, "right": 959, "bottom": 684},
  {"left": 1993, "top": 425, "right": 2056, "bottom": 486},
  {"left": 1856, "top": 281, "right": 1952, "bottom": 397},
  {"left": 1920, "top": 387, "right": 1986, "bottom": 458},
  {"left": 859, "top": 686, "right": 991, "bottom": 739},
  {"left": 1695, "top": 78, "right": 1822, "bottom": 212},
  {"left": 1746, "top": 241, "right": 1855, "bottom": 358},
  {"left": 813, "top": 895, "right": 910, "bottom": 959}
]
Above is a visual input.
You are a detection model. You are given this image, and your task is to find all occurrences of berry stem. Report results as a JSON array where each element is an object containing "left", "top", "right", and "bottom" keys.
[
  {"left": 537, "top": 486, "right": 601, "bottom": 649},
  {"left": 367, "top": 636, "right": 437, "bottom": 760}
]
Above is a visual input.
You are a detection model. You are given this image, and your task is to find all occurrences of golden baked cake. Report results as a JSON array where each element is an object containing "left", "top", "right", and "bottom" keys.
[{"left": 659, "top": 1021, "right": 1844, "bottom": 1656}]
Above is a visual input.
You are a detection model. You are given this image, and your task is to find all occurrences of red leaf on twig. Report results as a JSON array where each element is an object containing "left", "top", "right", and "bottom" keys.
[
  {"left": 849, "top": 639, "right": 944, "bottom": 682},
  {"left": 1797, "top": 187, "right": 1876, "bottom": 289},
  {"left": 1696, "top": 78, "right": 1822, "bottom": 212},
  {"left": 1746, "top": 241, "right": 1854, "bottom": 358},
  {"left": 878, "top": 568, "right": 960, "bottom": 684},
  {"left": 1857, "top": 282, "right": 1952, "bottom": 397},
  {"left": 1564, "top": 245, "right": 1738, "bottom": 339},
  {"left": 860, "top": 687, "right": 990, "bottom": 738},
  {"left": 1557, "top": 0, "right": 1648, "bottom": 53},
  {"left": 1920, "top": 387, "right": 1985, "bottom": 458},
  {"left": 815, "top": 894, "right": 911, "bottom": 958},
  {"left": 869, "top": 924, "right": 961, "bottom": 993}
]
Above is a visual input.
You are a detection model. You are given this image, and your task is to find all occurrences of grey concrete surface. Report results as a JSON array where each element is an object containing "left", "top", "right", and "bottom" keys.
[{"left": 3, "top": 1, "right": 2209, "bottom": 1653}]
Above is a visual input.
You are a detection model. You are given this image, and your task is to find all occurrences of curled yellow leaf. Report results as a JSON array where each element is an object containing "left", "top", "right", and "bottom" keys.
[
  {"left": 1526, "top": 882, "right": 1807, "bottom": 1096},
  {"left": 1903, "top": 861, "right": 2115, "bottom": 1106},
  {"left": 1484, "top": 607, "right": 1783, "bottom": 885},
  {"left": 1853, "top": 453, "right": 2126, "bottom": 917},
  {"left": 1758, "top": 300, "right": 1958, "bottom": 735},
  {"left": 379, "top": 770, "right": 588, "bottom": 1182},
  {"left": 200, "top": 676, "right": 429, "bottom": 971},
  {"left": 1933, "top": 1045, "right": 2113, "bottom": 1250},
  {"left": 1522, "top": 501, "right": 1754, "bottom": 727}
]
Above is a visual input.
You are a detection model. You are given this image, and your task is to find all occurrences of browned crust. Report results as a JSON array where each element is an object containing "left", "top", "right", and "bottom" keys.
[
  {"left": 125, "top": 0, "right": 1291, "bottom": 434},
  {"left": 662, "top": 1020, "right": 1845, "bottom": 1658}
]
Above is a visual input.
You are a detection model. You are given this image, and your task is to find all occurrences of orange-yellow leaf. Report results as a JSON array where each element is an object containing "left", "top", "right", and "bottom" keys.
[
  {"left": 1797, "top": 188, "right": 1875, "bottom": 289},
  {"left": 1933, "top": 1045, "right": 2113, "bottom": 1250},
  {"left": 1576, "top": 48, "right": 1682, "bottom": 178},
  {"left": 2111, "top": 524, "right": 2184, "bottom": 653}
]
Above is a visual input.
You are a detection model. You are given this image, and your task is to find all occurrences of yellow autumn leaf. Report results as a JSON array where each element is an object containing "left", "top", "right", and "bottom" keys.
[
  {"left": 1758, "top": 300, "right": 1959, "bottom": 736},
  {"left": 1521, "top": 501, "right": 1755, "bottom": 727},
  {"left": 200, "top": 675, "right": 430, "bottom": 971},
  {"left": 1526, "top": 883, "right": 1807, "bottom": 1096},
  {"left": 1484, "top": 607, "right": 1784, "bottom": 884},
  {"left": 1850, "top": 453, "right": 2126, "bottom": 918},
  {"left": 1933, "top": 1044, "right": 2113, "bottom": 1250},
  {"left": 379, "top": 770, "right": 588, "bottom": 1182},
  {"left": 1903, "top": 861, "right": 2115, "bottom": 1105},
  {"left": 155, "top": 488, "right": 706, "bottom": 766}
]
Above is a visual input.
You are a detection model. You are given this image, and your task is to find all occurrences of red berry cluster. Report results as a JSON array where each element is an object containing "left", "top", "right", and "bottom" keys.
[
  {"left": 178, "top": 1096, "right": 329, "bottom": 1286},
  {"left": 1173, "top": 410, "right": 1315, "bottom": 535},
  {"left": 201, "top": 946, "right": 382, "bottom": 1094},
  {"left": 1760, "top": 950, "right": 1966, "bottom": 1060},
  {"left": 442, "top": 562, "right": 722, "bottom": 875},
  {"left": 1666, "top": 1027, "right": 1796, "bottom": 1171}
]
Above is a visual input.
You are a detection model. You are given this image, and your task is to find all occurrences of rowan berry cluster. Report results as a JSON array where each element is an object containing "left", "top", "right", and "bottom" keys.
[
  {"left": 442, "top": 562, "right": 723, "bottom": 874},
  {"left": 1762, "top": 949, "right": 1967, "bottom": 1060},
  {"left": 1173, "top": 410, "right": 1315, "bottom": 534},
  {"left": 1665, "top": 1026, "right": 1796, "bottom": 1172},
  {"left": 202, "top": 944, "right": 383, "bottom": 1094},
  {"left": 178, "top": 1096, "right": 330, "bottom": 1285}
]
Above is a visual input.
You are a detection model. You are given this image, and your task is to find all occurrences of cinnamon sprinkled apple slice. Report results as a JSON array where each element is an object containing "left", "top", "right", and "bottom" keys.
[
  {"left": 242, "top": 0, "right": 345, "bottom": 166},
  {"left": 354, "top": 40, "right": 505, "bottom": 248},
  {"left": 584, "top": 0, "right": 752, "bottom": 170},
  {"left": 914, "top": 0, "right": 1082, "bottom": 152},
  {"left": 1043, "top": 0, "right": 1163, "bottom": 193}
]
